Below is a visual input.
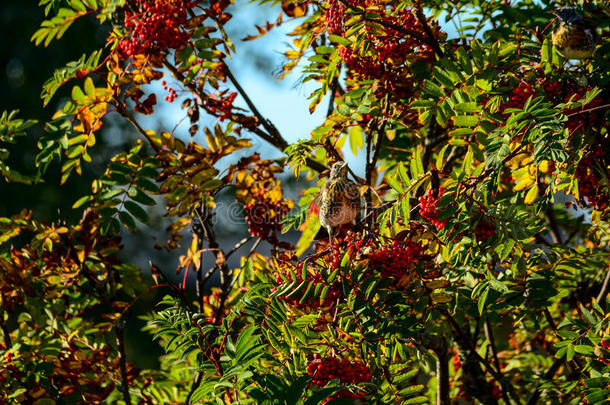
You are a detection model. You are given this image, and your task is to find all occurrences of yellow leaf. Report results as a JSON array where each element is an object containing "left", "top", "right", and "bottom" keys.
[
  {"left": 77, "top": 249, "right": 86, "bottom": 263},
  {"left": 514, "top": 177, "right": 535, "bottom": 191},
  {"left": 538, "top": 160, "right": 555, "bottom": 174},
  {"left": 524, "top": 184, "right": 539, "bottom": 205}
]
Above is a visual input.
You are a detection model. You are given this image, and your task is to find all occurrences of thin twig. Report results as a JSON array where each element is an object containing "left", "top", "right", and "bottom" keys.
[
  {"left": 596, "top": 265, "right": 610, "bottom": 308},
  {"left": 106, "top": 257, "right": 133, "bottom": 405},
  {"left": 543, "top": 308, "right": 557, "bottom": 332},
  {"left": 484, "top": 319, "right": 501, "bottom": 374},
  {"left": 485, "top": 319, "right": 513, "bottom": 405},
  {"left": 185, "top": 204, "right": 231, "bottom": 401},
  {"left": 228, "top": 238, "right": 262, "bottom": 290},
  {"left": 149, "top": 261, "right": 196, "bottom": 312},
  {"left": 327, "top": 66, "right": 341, "bottom": 117},
  {"left": 115, "top": 322, "right": 132, "bottom": 405},
  {"left": 364, "top": 103, "right": 389, "bottom": 219},
  {"left": 115, "top": 103, "right": 161, "bottom": 153},
  {"left": 225, "top": 236, "right": 255, "bottom": 260},
  {"left": 418, "top": 333, "right": 450, "bottom": 405},
  {"left": 196, "top": 227, "right": 206, "bottom": 313},
  {"left": 185, "top": 372, "right": 203, "bottom": 405}
]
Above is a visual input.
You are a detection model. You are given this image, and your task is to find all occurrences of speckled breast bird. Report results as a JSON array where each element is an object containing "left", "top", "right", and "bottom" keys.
[
  {"left": 319, "top": 161, "right": 361, "bottom": 240},
  {"left": 551, "top": 7, "right": 597, "bottom": 60}
]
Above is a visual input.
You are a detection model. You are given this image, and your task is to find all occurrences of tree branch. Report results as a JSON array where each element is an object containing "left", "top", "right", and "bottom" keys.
[
  {"left": 223, "top": 65, "right": 285, "bottom": 148},
  {"left": 418, "top": 333, "right": 450, "bottom": 405}
]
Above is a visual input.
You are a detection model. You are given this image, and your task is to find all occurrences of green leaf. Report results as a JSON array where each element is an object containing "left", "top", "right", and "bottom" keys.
[
  {"left": 124, "top": 200, "right": 149, "bottom": 223},
  {"left": 452, "top": 115, "right": 479, "bottom": 127},
  {"left": 573, "top": 345, "right": 594, "bottom": 355},
  {"left": 478, "top": 287, "right": 488, "bottom": 315},
  {"left": 71, "top": 85, "right": 86, "bottom": 104},
  {"left": 435, "top": 144, "right": 449, "bottom": 170},
  {"left": 489, "top": 278, "right": 508, "bottom": 293},
  {"left": 386, "top": 175, "right": 404, "bottom": 194},
  {"left": 402, "top": 396, "right": 429, "bottom": 404},
  {"left": 119, "top": 211, "right": 136, "bottom": 231},
  {"left": 500, "top": 240, "right": 514, "bottom": 261},
  {"left": 557, "top": 330, "right": 579, "bottom": 340},
  {"left": 455, "top": 102, "right": 481, "bottom": 113},
  {"left": 83, "top": 77, "right": 95, "bottom": 98},
  {"left": 580, "top": 304, "right": 597, "bottom": 325},
  {"left": 423, "top": 80, "right": 444, "bottom": 98}
]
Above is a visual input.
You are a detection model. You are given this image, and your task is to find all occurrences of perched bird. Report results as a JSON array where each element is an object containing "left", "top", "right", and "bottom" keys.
[
  {"left": 319, "top": 161, "right": 361, "bottom": 241},
  {"left": 551, "top": 7, "right": 597, "bottom": 60}
]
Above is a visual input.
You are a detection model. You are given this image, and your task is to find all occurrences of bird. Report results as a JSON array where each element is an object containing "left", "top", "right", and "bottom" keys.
[
  {"left": 551, "top": 7, "right": 597, "bottom": 60},
  {"left": 318, "top": 161, "right": 361, "bottom": 242}
]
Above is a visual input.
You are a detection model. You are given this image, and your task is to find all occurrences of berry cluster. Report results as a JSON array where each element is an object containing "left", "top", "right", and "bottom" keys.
[
  {"left": 244, "top": 193, "right": 290, "bottom": 244},
  {"left": 274, "top": 271, "right": 341, "bottom": 309},
  {"left": 161, "top": 80, "right": 178, "bottom": 102},
  {"left": 575, "top": 149, "right": 609, "bottom": 211},
  {"left": 325, "top": 0, "right": 347, "bottom": 35},
  {"left": 418, "top": 188, "right": 448, "bottom": 230},
  {"left": 505, "top": 82, "right": 535, "bottom": 110},
  {"left": 331, "top": 4, "right": 439, "bottom": 98},
  {"left": 475, "top": 219, "right": 496, "bottom": 242},
  {"left": 118, "top": 0, "right": 197, "bottom": 58},
  {"left": 205, "top": 92, "right": 237, "bottom": 121},
  {"left": 307, "top": 356, "right": 370, "bottom": 400},
  {"left": 367, "top": 239, "right": 422, "bottom": 280}
]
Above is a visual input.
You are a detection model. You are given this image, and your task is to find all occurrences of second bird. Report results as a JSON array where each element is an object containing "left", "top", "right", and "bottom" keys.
[{"left": 551, "top": 6, "right": 597, "bottom": 60}]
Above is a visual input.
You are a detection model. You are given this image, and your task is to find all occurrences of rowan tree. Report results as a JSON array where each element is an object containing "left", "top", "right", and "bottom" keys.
[{"left": 1, "top": 0, "right": 609, "bottom": 404}]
